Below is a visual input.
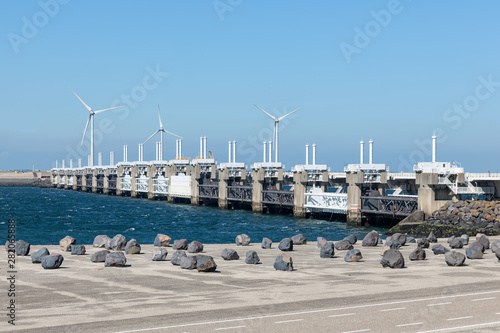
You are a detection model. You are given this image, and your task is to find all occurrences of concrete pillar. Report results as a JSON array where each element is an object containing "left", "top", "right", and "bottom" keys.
[
  {"left": 218, "top": 168, "right": 229, "bottom": 209},
  {"left": 116, "top": 165, "right": 124, "bottom": 196},
  {"left": 103, "top": 169, "right": 110, "bottom": 195},
  {"left": 293, "top": 170, "right": 307, "bottom": 218},
  {"left": 72, "top": 170, "right": 78, "bottom": 191},
  {"left": 191, "top": 164, "right": 201, "bottom": 205},
  {"left": 360, "top": 140, "right": 364, "bottom": 164},
  {"left": 130, "top": 165, "right": 139, "bottom": 198},
  {"left": 252, "top": 168, "right": 264, "bottom": 213},
  {"left": 148, "top": 165, "right": 156, "bottom": 200},
  {"left": 91, "top": 169, "right": 98, "bottom": 193},
  {"left": 346, "top": 171, "right": 363, "bottom": 225}
]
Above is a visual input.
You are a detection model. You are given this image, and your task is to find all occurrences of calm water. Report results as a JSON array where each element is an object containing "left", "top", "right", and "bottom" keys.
[{"left": 1, "top": 187, "right": 387, "bottom": 245}]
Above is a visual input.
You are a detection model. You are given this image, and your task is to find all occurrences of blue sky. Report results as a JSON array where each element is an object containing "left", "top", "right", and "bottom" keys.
[{"left": 1, "top": 1, "right": 499, "bottom": 172}]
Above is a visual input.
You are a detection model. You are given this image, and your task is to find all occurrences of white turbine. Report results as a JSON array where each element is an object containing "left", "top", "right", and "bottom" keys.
[
  {"left": 72, "top": 88, "right": 124, "bottom": 167},
  {"left": 143, "top": 105, "right": 182, "bottom": 160},
  {"left": 254, "top": 104, "right": 301, "bottom": 163}
]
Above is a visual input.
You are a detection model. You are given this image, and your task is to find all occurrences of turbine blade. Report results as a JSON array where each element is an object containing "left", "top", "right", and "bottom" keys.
[
  {"left": 254, "top": 104, "right": 277, "bottom": 120},
  {"left": 277, "top": 107, "right": 301, "bottom": 121},
  {"left": 81, "top": 115, "right": 91, "bottom": 145},
  {"left": 93, "top": 106, "right": 124, "bottom": 114},
  {"left": 158, "top": 105, "right": 163, "bottom": 128},
  {"left": 162, "top": 129, "right": 182, "bottom": 139},
  {"left": 70, "top": 88, "right": 92, "bottom": 112},
  {"left": 144, "top": 130, "right": 160, "bottom": 144}
]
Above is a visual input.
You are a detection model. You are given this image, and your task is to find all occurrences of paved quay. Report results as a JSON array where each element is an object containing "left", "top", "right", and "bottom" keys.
[{"left": 2, "top": 236, "right": 500, "bottom": 333}]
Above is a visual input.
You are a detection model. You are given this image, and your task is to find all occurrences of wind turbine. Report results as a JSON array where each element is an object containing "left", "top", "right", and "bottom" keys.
[
  {"left": 254, "top": 104, "right": 301, "bottom": 163},
  {"left": 71, "top": 88, "right": 124, "bottom": 167},
  {"left": 143, "top": 106, "right": 182, "bottom": 160}
]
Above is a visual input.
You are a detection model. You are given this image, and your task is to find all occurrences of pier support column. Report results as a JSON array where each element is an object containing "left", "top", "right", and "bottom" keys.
[
  {"left": 191, "top": 164, "right": 201, "bottom": 206},
  {"left": 218, "top": 169, "right": 229, "bottom": 209},
  {"left": 148, "top": 165, "right": 156, "bottom": 200},
  {"left": 346, "top": 171, "right": 363, "bottom": 225},
  {"left": 293, "top": 171, "right": 307, "bottom": 218},
  {"left": 72, "top": 171, "right": 78, "bottom": 191},
  {"left": 130, "top": 165, "right": 139, "bottom": 198},
  {"left": 416, "top": 172, "right": 459, "bottom": 218},
  {"left": 252, "top": 168, "right": 264, "bottom": 213},
  {"left": 116, "top": 165, "right": 124, "bottom": 196},
  {"left": 103, "top": 169, "right": 111, "bottom": 195}
]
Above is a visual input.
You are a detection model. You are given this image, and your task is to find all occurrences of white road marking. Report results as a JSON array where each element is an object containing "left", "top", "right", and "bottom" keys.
[
  {"left": 328, "top": 313, "right": 355, "bottom": 318},
  {"left": 397, "top": 322, "right": 423, "bottom": 327},
  {"left": 416, "top": 321, "right": 500, "bottom": 333},
  {"left": 214, "top": 326, "right": 245, "bottom": 331},
  {"left": 471, "top": 297, "right": 496, "bottom": 302},
  {"left": 497, "top": 313, "right": 500, "bottom": 315},
  {"left": 275, "top": 319, "right": 303, "bottom": 324},
  {"left": 340, "top": 329, "right": 370, "bottom": 333},
  {"left": 447, "top": 316, "right": 473, "bottom": 321},
  {"left": 112, "top": 290, "right": 500, "bottom": 333},
  {"left": 428, "top": 302, "right": 452, "bottom": 307},
  {"left": 380, "top": 307, "right": 406, "bottom": 312}
]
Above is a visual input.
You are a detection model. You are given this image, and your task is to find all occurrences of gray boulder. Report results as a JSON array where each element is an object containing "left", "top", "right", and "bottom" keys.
[
  {"left": 407, "top": 236, "right": 416, "bottom": 243},
  {"left": 335, "top": 240, "right": 354, "bottom": 251},
  {"left": 466, "top": 242, "right": 484, "bottom": 259},
  {"left": 154, "top": 234, "right": 172, "bottom": 247},
  {"left": 235, "top": 234, "right": 251, "bottom": 246},
  {"left": 476, "top": 234, "right": 490, "bottom": 249},
  {"left": 384, "top": 239, "right": 401, "bottom": 250},
  {"left": 70, "top": 244, "right": 86, "bottom": 255},
  {"left": 460, "top": 234, "right": 469, "bottom": 246},
  {"left": 491, "top": 240, "right": 500, "bottom": 253},
  {"left": 445, "top": 251, "right": 466, "bottom": 266},
  {"left": 59, "top": 236, "right": 76, "bottom": 252},
  {"left": 344, "top": 249, "right": 363, "bottom": 262},
  {"left": 343, "top": 234, "right": 357, "bottom": 245},
  {"left": 362, "top": 231, "right": 379, "bottom": 247},
  {"left": 151, "top": 248, "right": 168, "bottom": 261},
  {"left": 261, "top": 237, "right": 272, "bottom": 249},
  {"left": 409, "top": 248, "right": 426, "bottom": 261},
  {"left": 245, "top": 250, "right": 260, "bottom": 264},
  {"left": 494, "top": 248, "right": 500, "bottom": 261},
  {"left": 432, "top": 244, "right": 449, "bottom": 255},
  {"left": 187, "top": 241, "right": 204, "bottom": 253},
  {"left": 274, "top": 253, "right": 293, "bottom": 271},
  {"left": 391, "top": 233, "right": 407, "bottom": 246},
  {"left": 91, "top": 250, "right": 110, "bottom": 263},
  {"left": 171, "top": 250, "right": 187, "bottom": 265},
  {"left": 93, "top": 235, "right": 111, "bottom": 248},
  {"left": 41, "top": 254, "right": 64, "bottom": 269},
  {"left": 380, "top": 249, "right": 405, "bottom": 268},
  {"left": 447, "top": 236, "right": 457, "bottom": 244},
  {"left": 317, "top": 237, "right": 327, "bottom": 248},
  {"left": 278, "top": 238, "right": 293, "bottom": 251},
  {"left": 320, "top": 242, "right": 335, "bottom": 258},
  {"left": 5, "top": 240, "right": 13, "bottom": 252},
  {"left": 124, "top": 239, "right": 141, "bottom": 254},
  {"left": 31, "top": 247, "right": 50, "bottom": 263},
  {"left": 180, "top": 255, "right": 197, "bottom": 270},
  {"left": 221, "top": 248, "right": 239, "bottom": 260},
  {"left": 15, "top": 240, "right": 30, "bottom": 256},
  {"left": 196, "top": 255, "right": 217, "bottom": 272},
  {"left": 417, "top": 238, "right": 430, "bottom": 249},
  {"left": 173, "top": 239, "right": 188, "bottom": 250},
  {"left": 291, "top": 234, "right": 307, "bottom": 245},
  {"left": 427, "top": 232, "right": 437, "bottom": 243},
  {"left": 104, "top": 252, "right": 127, "bottom": 267},
  {"left": 110, "top": 234, "right": 127, "bottom": 251},
  {"left": 449, "top": 238, "right": 464, "bottom": 249}
]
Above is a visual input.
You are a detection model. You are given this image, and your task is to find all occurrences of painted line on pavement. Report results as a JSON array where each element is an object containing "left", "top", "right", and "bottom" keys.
[
  {"left": 214, "top": 326, "right": 245, "bottom": 331},
  {"left": 340, "top": 330, "right": 370, "bottom": 333},
  {"left": 416, "top": 321, "right": 500, "bottom": 333},
  {"left": 328, "top": 313, "right": 355, "bottom": 318},
  {"left": 275, "top": 319, "right": 303, "bottom": 324},
  {"left": 428, "top": 302, "right": 451, "bottom": 307},
  {"left": 380, "top": 307, "right": 406, "bottom": 312},
  {"left": 471, "top": 297, "right": 496, "bottom": 302},
  {"left": 397, "top": 322, "right": 423, "bottom": 327},
  {"left": 112, "top": 290, "right": 500, "bottom": 333},
  {"left": 447, "top": 316, "right": 472, "bottom": 321}
]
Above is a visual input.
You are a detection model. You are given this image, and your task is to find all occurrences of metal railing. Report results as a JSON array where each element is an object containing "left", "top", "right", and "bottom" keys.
[
  {"left": 262, "top": 190, "right": 294, "bottom": 207},
  {"left": 305, "top": 192, "right": 347, "bottom": 214},
  {"left": 153, "top": 178, "right": 168, "bottom": 195},
  {"left": 199, "top": 184, "right": 219, "bottom": 199},
  {"left": 121, "top": 178, "right": 132, "bottom": 191},
  {"left": 360, "top": 195, "right": 418, "bottom": 217},
  {"left": 136, "top": 177, "right": 149, "bottom": 193},
  {"left": 227, "top": 185, "right": 253, "bottom": 203}
]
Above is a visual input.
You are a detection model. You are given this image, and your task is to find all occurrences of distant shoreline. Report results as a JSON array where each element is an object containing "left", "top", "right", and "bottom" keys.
[{"left": 0, "top": 171, "right": 51, "bottom": 187}]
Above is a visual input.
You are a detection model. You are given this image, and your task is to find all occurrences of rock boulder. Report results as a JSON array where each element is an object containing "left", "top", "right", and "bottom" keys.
[
  {"left": 70, "top": 245, "right": 86, "bottom": 255},
  {"left": 291, "top": 234, "right": 307, "bottom": 245},
  {"left": 196, "top": 255, "right": 217, "bottom": 272},
  {"left": 93, "top": 235, "right": 111, "bottom": 248},
  {"left": 278, "top": 238, "right": 293, "bottom": 251},
  {"left": 173, "top": 239, "right": 188, "bottom": 250},
  {"left": 245, "top": 250, "right": 260, "bottom": 264},
  {"left": 171, "top": 250, "right": 187, "bottom": 265},
  {"left": 344, "top": 249, "right": 363, "bottom": 262},
  {"left": 151, "top": 248, "right": 168, "bottom": 261},
  {"left": 15, "top": 240, "right": 30, "bottom": 256},
  {"left": 409, "top": 248, "right": 426, "bottom": 261},
  {"left": 110, "top": 234, "right": 127, "bottom": 251},
  {"left": 445, "top": 251, "right": 466, "bottom": 266},
  {"left": 221, "top": 248, "right": 239, "bottom": 260},
  {"left": 124, "top": 239, "right": 141, "bottom": 254},
  {"left": 335, "top": 240, "right": 353, "bottom": 251},
  {"left": 320, "top": 242, "right": 335, "bottom": 258},
  {"left": 187, "top": 241, "right": 204, "bottom": 253},
  {"left": 380, "top": 249, "right": 405, "bottom": 268},
  {"left": 91, "top": 250, "right": 110, "bottom": 263},
  {"left": 31, "top": 247, "right": 50, "bottom": 263},
  {"left": 274, "top": 253, "right": 293, "bottom": 271},
  {"left": 59, "top": 236, "right": 76, "bottom": 252},
  {"left": 261, "top": 237, "right": 272, "bottom": 249},
  {"left": 41, "top": 254, "right": 64, "bottom": 269},
  {"left": 362, "top": 231, "right": 379, "bottom": 247},
  {"left": 154, "top": 234, "right": 172, "bottom": 247},
  {"left": 105, "top": 252, "right": 127, "bottom": 267},
  {"left": 235, "top": 234, "right": 251, "bottom": 246}
]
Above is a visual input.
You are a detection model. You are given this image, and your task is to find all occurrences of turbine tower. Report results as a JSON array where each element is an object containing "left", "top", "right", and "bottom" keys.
[
  {"left": 72, "top": 88, "right": 124, "bottom": 167},
  {"left": 143, "top": 105, "right": 182, "bottom": 160},
  {"left": 254, "top": 104, "right": 301, "bottom": 163}
]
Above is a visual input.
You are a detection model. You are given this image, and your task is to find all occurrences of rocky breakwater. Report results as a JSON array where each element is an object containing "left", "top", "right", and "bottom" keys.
[{"left": 424, "top": 201, "right": 500, "bottom": 236}]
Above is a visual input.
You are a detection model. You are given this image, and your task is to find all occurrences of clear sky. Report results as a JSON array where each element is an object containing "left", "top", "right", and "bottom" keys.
[{"left": 1, "top": 1, "right": 499, "bottom": 172}]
